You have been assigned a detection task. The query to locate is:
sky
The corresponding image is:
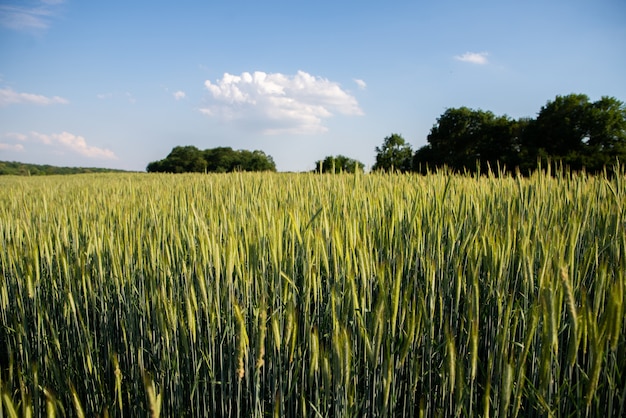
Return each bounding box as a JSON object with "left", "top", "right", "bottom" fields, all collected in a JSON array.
[{"left": 1, "top": 0, "right": 625, "bottom": 172}]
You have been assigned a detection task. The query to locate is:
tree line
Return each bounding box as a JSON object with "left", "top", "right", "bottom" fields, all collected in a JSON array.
[
  {"left": 382, "top": 93, "right": 626, "bottom": 175},
  {"left": 147, "top": 93, "right": 625, "bottom": 174},
  {"left": 0, "top": 161, "right": 126, "bottom": 176}
]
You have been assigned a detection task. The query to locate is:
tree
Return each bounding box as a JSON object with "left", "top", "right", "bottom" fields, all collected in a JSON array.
[
  {"left": 582, "top": 96, "right": 626, "bottom": 171},
  {"left": 372, "top": 134, "right": 413, "bottom": 172},
  {"left": 413, "top": 96, "right": 626, "bottom": 175},
  {"left": 521, "top": 94, "right": 626, "bottom": 172},
  {"left": 147, "top": 145, "right": 276, "bottom": 173},
  {"left": 521, "top": 94, "right": 591, "bottom": 170},
  {"left": 414, "top": 107, "right": 520, "bottom": 173},
  {"left": 203, "top": 147, "right": 237, "bottom": 172},
  {"left": 147, "top": 145, "right": 206, "bottom": 173},
  {"left": 239, "top": 150, "right": 277, "bottom": 172},
  {"left": 411, "top": 145, "right": 438, "bottom": 174},
  {"left": 313, "top": 155, "right": 364, "bottom": 173}
]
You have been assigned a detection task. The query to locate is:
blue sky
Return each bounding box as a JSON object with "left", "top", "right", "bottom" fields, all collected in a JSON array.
[{"left": 1, "top": 0, "right": 625, "bottom": 171}]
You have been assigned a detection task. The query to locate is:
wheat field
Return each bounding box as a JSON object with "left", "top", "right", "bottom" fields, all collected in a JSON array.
[{"left": 1, "top": 168, "right": 625, "bottom": 417}]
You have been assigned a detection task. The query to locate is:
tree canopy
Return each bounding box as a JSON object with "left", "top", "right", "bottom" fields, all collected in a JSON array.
[
  {"left": 314, "top": 155, "right": 364, "bottom": 173},
  {"left": 521, "top": 94, "right": 626, "bottom": 172},
  {"left": 412, "top": 94, "right": 626, "bottom": 174},
  {"left": 147, "top": 146, "right": 276, "bottom": 173},
  {"left": 413, "top": 108, "right": 523, "bottom": 173},
  {"left": 372, "top": 134, "right": 413, "bottom": 172}
]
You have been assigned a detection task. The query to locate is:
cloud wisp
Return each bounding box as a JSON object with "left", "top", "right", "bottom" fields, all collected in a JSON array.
[
  {"left": 454, "top": 51, "right": 489, "bottom": 65},
  {"left": 0, "top": 142, "right": 25, "bottom": 152},
  {"left": 0, "top": 0, "right": 65, "bottom": 32},
  {"left": 201, "top": 70, "right": 363, "bottom": 135},
  {"left": 173, "top": 90, "right": 186, "bottom": 100},
  {"left": 0, "top": 87, "right": 68, "bottom": 106},
  {"left": 354, "top": 79, "right": 367, "bottom": 90},
  {"left": 2, "top": 131, "right": 117, "bottom": 159}
]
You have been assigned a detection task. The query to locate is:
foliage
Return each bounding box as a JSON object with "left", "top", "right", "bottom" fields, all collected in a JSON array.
[
  {"left": 146, "top": 145, "right": 276, "bottom": 173},
  {"left": 1, "top": 169, "right": 625, "bottom": 417},
  {"left": 522, "top": 94, "right": 626, "bottom": 172},
  {"left": 413, "top": 94, "right": 626, "bottom": 174},
  {"left": 313, "top": 155, "right": 364, "bottom": 173},
  {"left": 413, "top": 108, "right": 523, "bottom": 173},
  {"left": 0, "top": 160, "right": 127, "bottom": 176},
  {"left": 372, "top": 133, "right": 413, "bottom": 172}
]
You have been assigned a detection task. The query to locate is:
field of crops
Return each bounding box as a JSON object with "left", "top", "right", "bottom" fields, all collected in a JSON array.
[{"left": 1, "top": 169, "right": 625, "bottom": 417}]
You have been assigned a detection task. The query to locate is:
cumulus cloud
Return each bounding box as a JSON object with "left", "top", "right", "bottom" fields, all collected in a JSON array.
[
  {"left": 0, "top": 1, "right": 65, "bottom": 32},
  {"left": 173, "top": 90, "right": 186, "bottom": 100},
  {"left": 455, "top": 51, "right": 489, "bottom": 65},
  {"left": 354, "top": 79, "right": 367, "bottom": 90},
  {"left": 0, "top": 87, "right": 68, "bottom": 106},
  {"left": 201, "top": 70, "right": 363, "bottom": 135},
  {"left": 2, "top": 131, "right": 117, "bottom": 159}
]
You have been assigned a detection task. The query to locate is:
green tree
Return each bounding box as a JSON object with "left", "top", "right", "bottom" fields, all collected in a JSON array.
[
  {"left": 583, "top": 96, "right": 626, "bottom": 171},
  {"left": 147, "top": 146, "right": 276, "bottom": 173},
  {"left": 237, "top": 150, "right": 277, "bottom": 172},
  {"left": 203, "top": 147, "right": 237, "bottom": 172},
  {"left": 521, "top": 94, "right": 591, "bottom": 170},
  {"left": 314, "top": 155, "right": 364, "bottom": 173},
  {"left": 147, "top": 145, "right": 206, "bottom": 173},
  {"left": 414, "top": 107, "right": 520, "bottom": 173},
  {"left": 412, "top": 145, "right": 438, "bottom": 174},
  {"left": 521, "top": 94, "right": 626, "bottom": 172},
  {"left": 372, "top": 134, "right": 413, "bottom": 172}
]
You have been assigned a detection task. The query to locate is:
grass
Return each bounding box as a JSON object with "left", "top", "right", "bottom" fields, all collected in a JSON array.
[{"left": 0, "top": 168, "right": 625, "bottom": 417}]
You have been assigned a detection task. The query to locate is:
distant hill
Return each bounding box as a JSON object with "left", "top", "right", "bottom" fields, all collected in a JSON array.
[{"left": 0, "top": 161, "right": 129, "bottom": 176}]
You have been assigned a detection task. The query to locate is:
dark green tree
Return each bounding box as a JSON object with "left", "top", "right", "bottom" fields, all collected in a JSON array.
[
  {"left": 314, "top": 155, "right": 364, "bottom": 173},
  {"left": 413, "top": 107, "right": 520, "bottom": 173},
  {"left": 203, "top": 147, "right": 237, "bottom": 172},
  {"left": 582, "top": 96, "right": 626, "bottom": 171},
  {"left": 147, "top": 145, "right": 276, "bottom": 173},
  {"left": 521, "top": 94, "right": 591, "bottom": 170},
  {"left": 372, "top": 134, "right": 413, "bottom": 172},
  {"left": 238, "top": 150, "right": 277, "bottom": 172},
  {"left": 521, "top": 94, "right": 626, "bottom": 172},
  {"left": 147, "top": 145, "right": 206, "bottom": 173}
]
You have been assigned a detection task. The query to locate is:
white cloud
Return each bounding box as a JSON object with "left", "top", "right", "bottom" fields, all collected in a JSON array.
[
  {"left": 201, "top": 70, "right": 363, "bottom": 135},
  {"left": 46, "top": 132, "right": 117, "bottom": 159},
  {"left": 0, "top": 1, "right": 64, "bottom": 32},
  {"left": 30, "top": 131, "right": 53, "bottom": 144},
  {"left": 0, "top": 87, "right": 68, "bottom": 106},
  {"left": 2, "top": 131, "right": 117, "bottom": 159},
  {"left": 354, "top": 79, "right": 367, "bottom": 90},
  {"left": 455, "top": 51, "right": 489, "bottom": 65},
  {"left": 173, "top": 90, "right": 186, "bottom": 100},
  {"left": 0, "top": 143, "right": 24, "bottom": 151}
]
